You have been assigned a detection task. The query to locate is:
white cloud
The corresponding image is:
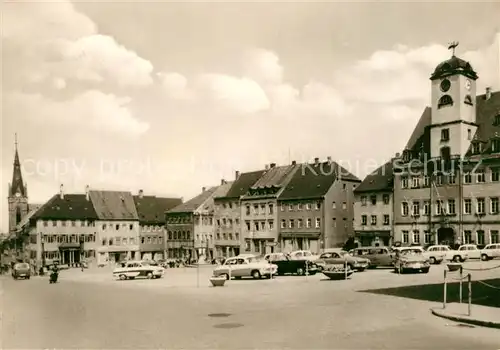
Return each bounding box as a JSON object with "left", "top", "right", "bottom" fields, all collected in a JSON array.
[
  {"left": 196, "top": 74, "right": 270, "bottom": 114},
  {"left": 243, "top": 48, "right": 284, "bottom": 84},
  {"left": 159, "top": 72, "right": 193, "bottom": 100},
  {"left": 2, "top": 0, "right": 154, "bottom": 88},
  {"left": 6, "top": 91, "right": 149, "bottom": 137}
]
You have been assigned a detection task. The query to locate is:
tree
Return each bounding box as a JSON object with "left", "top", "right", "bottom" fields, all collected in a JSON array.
[{"left": 342, "top": 237, "right": 357, "bottom": 251}]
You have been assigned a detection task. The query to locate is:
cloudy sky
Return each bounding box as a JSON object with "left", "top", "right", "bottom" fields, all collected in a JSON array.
[{"left": 1, "top": 0, "right": 500, "bottom": 232}]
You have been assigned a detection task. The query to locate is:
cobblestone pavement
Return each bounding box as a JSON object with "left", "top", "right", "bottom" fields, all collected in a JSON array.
[{"left": 3, "top": 260, "right": 500, "bottom": 349}]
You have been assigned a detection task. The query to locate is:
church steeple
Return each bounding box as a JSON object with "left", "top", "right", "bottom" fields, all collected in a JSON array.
[{"left": 10, "top": 133, "right": 26, "bottom": 197}]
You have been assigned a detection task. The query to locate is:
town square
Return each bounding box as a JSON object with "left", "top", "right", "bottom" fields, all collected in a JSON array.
[{"left": 2, "top": 1, "right": 500, "bottom": 349}]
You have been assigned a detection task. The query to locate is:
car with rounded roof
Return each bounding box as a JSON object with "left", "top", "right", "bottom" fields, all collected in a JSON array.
[
  {"left": 314, "top": 248, "right": 370, "bottom": 272},
  {"left": 213, "top": 256, "right": 277, "bottom": 280}
]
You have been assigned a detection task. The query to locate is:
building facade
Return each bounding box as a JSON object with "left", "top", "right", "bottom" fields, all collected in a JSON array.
[
  {"left": 393, "top": 52, "right": 500, "bottom": 247},
  {"left": 240, "top": 163, "right": 299, "bottom": 255},
  {"left": 213, "top": 170, "right": 265, "bottom": 258},
  {"left": 353, "top": 160, "right": 395, "bottom": 247},
  {"left": 278, "top": 158, "right": 361, "bottom": 253},
  {"left": 134, "top": 190, "right": 182, "bottom": 261}
]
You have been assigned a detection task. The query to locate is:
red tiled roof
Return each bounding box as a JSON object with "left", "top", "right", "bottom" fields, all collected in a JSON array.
[
  {"left": 134, "top": 196, "right": 182, "bottom": 224},
  {"left": 33, "top": 194, "right": 99, "bottom": 221},
  {"left": 219, "top": 170, "right": 266, "bottom": 199},
  {"left": 251, "top": 165, "right": 296, "bottom": 188},
  {"left": 354, "top": 161, "right": 394, "bottom": 193},
  {"left": 89, "top": 190, "right": 138, "bottom": 220},
  {"left": 167, "top": 187, "right": 218, "bottom": 214}
]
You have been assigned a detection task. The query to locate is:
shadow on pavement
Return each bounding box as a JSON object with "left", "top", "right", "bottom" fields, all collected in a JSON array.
[{"left": 359, "top": 278, "right": 500, "bottom": 308}]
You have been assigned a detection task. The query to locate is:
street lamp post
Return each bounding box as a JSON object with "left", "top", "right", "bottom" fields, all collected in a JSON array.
[{"left": 40, "top": 233, "right": 45, "bottom": 276}]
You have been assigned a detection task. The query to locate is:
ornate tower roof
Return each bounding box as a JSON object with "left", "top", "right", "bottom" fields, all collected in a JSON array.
[
  {"left": 430, "top": 41, "right": 478, "bottom": 80},
  {"left": 10, "top": 133, "right": 26, "bottom": 197}
]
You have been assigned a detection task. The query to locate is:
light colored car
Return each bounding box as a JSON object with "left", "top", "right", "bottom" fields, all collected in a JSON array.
[
  {"left": 458, "top": 244, "right": 480, "bottom": 260},
  {"left": 480, "top": 243, "right": 500, "bottom": 261},
  {"left": 423, "top": 245, "right": 462, "bottom": 264},
  {"left": 314, "top": 249, "right": 370, "bottom": 272},
  {"left": 213, "top": 256, "right": 277, "bottom": 280},
  {"left": 393, "top": 247, "right": 430, "bottom": 274},
  {"left": 12, "top": 262, "right": 31, "bottom": 279},
  {"left": 112, "top": 261, "right": 164, "bottom": 280},
  {"left": 289, "top": 250, "right": 319, "bottom": 261}
]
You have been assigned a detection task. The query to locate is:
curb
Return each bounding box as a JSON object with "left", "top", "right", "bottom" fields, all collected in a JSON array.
[{"left": 430, "top": 308, "right": 500, "bottom": 329}]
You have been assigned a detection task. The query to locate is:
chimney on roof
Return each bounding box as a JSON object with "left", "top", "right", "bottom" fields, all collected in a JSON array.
[
  {"left": 85, "top": 185, "right": 90, "bottom": 201},
  {"left": 395, "top": 152, "right": 401, "bottom": 158},
  {"left": 59, "top": 184, "right": 64, "bottom": 199},
  {"left": 486, "top": 87, "right": 492, "bottom": 100},
  {"left": 327, "top": 156, "right": 332, "bottom": 163},
  {"left": 221, "top": 179, "right": 226, "bottom": 185},
  {"left": 235, "top": 170, "right": 240, "bottom": 180},
  {"left": 291, "top": 160, "right": 297, "bottom": 165},
  {"left": 314, "top": 157, "right": 319, "bottom": 165},
  {"left": 265, "top": 164, "right": 269, "bottom": 170},
  {"left": 270, "top": 163, "right": 276, "bottom": 168},
  {"left": 202, "top": 187, "right": 206, "bottom": 192},
  {"left": 138, "top": 189, "right": 144, "bottom": 198}
]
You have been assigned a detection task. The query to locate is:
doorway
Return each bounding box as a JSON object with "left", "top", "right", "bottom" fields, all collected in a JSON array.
[{"left": 437, "top": 227, "right": 454, "bottom": 245}]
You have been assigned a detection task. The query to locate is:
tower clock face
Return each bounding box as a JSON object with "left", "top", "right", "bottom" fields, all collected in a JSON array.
[
  {"left": 15, "top": 192, "right": 21, "bottom": 198},
  {"left": 440, "top": 79, "right": 451, "bottom": 92},
  {"left": 465, "top": 79, "right": 471, "bottom": 90}
]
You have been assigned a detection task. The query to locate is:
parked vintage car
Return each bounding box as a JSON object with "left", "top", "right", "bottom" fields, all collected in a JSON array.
[
  {"left": 12, "top": 262, "right": 31, "bottom": 279},
  {"left": 352, "top": 246, "right": 394, "bottom": 268},
  {"left": 314, "top": 249, "right": 370, "bottom": 272},
  {"left": 265, "top": 253, "right": 318, "bottom": 276},
  {"left": 481, "top": 243, "right": 500, "bottom": 261},
  {"left": 288, "top": 250, "right": 319, "bottom": 261},
  {"left": 424, "top": 245, "right": 466, "bottom": 263},
  {"left": 213, "top": 256, "right": 277, "bottom": 280},
  {"left": 393, "top": 247, "right": 430, "bottom": 274},
  {"left": 112, "top": 261, "right": 164, "bottom": 280},
  {"left": 457, "top": 244, "right": 480, "bottom": 260}
]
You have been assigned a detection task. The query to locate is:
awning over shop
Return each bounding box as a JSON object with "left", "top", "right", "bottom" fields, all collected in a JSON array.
[
  {"left": 279, "top": 233, "right": 321, "bottom": 239},
  {"left": 59, "top": 243, "right": 81, "bottom": 249},
  {"left": 355, "top": 231, "right": 391, "bottom": 237}
]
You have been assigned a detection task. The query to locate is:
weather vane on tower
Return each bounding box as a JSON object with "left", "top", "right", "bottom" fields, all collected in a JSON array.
[
  {"left": 14, "top": 132, "right": 18, "bottom": 149},
  {"left": 448, "top": 41, "right": 459, "bottom": 56}
]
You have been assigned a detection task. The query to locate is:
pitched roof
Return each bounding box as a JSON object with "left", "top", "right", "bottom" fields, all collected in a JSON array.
[
  {"left": 133, "top": 196, "right": 182, "bottom": 224},
  {"left": 251, "top": 165, "right": 296, "bottom": 188},
  {"left": 167, "top": 187, "right": 219, "bottom": 214},
  {"left": 354, "top": 161, "right": 394, "bottom": 193},
  {"left": 10, "top": 147, "right": 26, "bottom": 197},
  {"left": 33, "top": 194, "right": 99, "bottom": 221},
  {"left": 279, "top": 161, "right": 361, "bottom": 200},
  {"left": 16, "top": 206, "right": 43, "bottom": 230},
  {"left": 89, "top": 190, "right": 138, "bottom": 220},
  {"left": 219, "top": 170, "right": 266, "bottom": 199},
  {"left": 405, "top": 107, "right": 431, "bottom": 150}
]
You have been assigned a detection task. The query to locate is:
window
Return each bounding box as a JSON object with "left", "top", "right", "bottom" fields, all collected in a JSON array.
[
  {"left": 297, "top": 219, "right": 303, "bottom": 228},
  {"left": 306, "top": 218, "right": 312, "bottom": 228},
  {"left": 402, "top": 230, "right": 409, "bottom": 244},
  {"left": 115, "top": 224, "right": 119, "bottom": 230},
  {"left": 260, "top": 204, "right": 266, "bottom": 214},
  {"left": 447, "top": 199, "right": 455, "bottom": 215},
  {"left": 315, "top": 202, "right": 321, "bottom": 210},
  {"left": 472, "top": 143, "right": 482, "bottom": 154},
  {"left": 492, "top": 168, "right": 500, "bottom": 182},
  {"left": 492, "top": 139, "right": 500, "bottom": 153},
  {"left": 342, "top": 202, "right": 347, "bottom": 209},
  {"left": 438, "top": 95, "right": 453, "bottom": 108},
  {"left": 424, "top": 230, "right": 432, "bottom": 244},
  {"left": 235, "top": 233, "right": 239, "bottom": 241},
  {"left": 289, "top": 219, "right": 295, "bottom": 229},
  {"left": 254, "top": 222, "right": 260, "bottom": 231},
  {"left": 464, "top": 198, "right": 472, "bottom": 214},
  {"left": 306, "top": 203, "right": 311, "bottom": 210},
  {"left": 476, "top": 170, "right": 485, "bottom": 183},
  {"left": 246, "top": 205, "right": 251, "bottom": 215},
  {"left": 436, "top": 174, "right": 443, "bottom": 186},
  {"left": 103, "top": 224, "right": 107, "bottom": 230},
  {"left": 477, "top": 230, "right": 485, "bottom": 245},
  {"left": 289, "top": 204, "right": 294, "bottom": 211},
  {"left": 464, "top": 95, "right": 473, "bottom": 105},
  {"left": 253, "top": 205, "right": 259, "bottom": 214},
  {"left": 331, "top": 201, "right": 337, "bottom": 209},
  {"left": 448, "top": 173, "right": 456, "bottom": 184},
  {"left": 315, "top": 218, "right": 321, "bottom": 228},
  {"left": 297, "top": 203, "right": 302, "bottom": 211},
  {"left": 412, "top": 230, "right": 420, "bottom": 244},
  {"left": 491, "top": 230, "right": 499, "bottom": 244},
  {"left": 412, "top": 201, "right": 420, "bottom": 216},
  {"left": 491, "top": 197, "right": 499, "bottom": 214},
  {"left": 401, "top": 202, "right": 409, "bottom": 216},
  {"left": 245, "top": 221, "right": 251, "bottom": 231},
  {"left": 383, "top": 194, "right": 390, "bottom": 205},
  {"left": 424, "top": 201, "right": 430, "bottom": 215},
  {"left": 168, "top": 232, "right": 172, "bottom": 240},
  {"left": 361, "top": 196, "right": 367, "bottom": 206},
  {"left": 436, "top": 200, "right": 444, "bottom": 215},
  {"left": 467, "top": 129, "right": 472, "bottom": 140},
  {"left": 464, "top": 173, "right": 472, "bottom": 184},
  {"left": 423, "top": 176, "right": 430, "bottom": 187},
  {"left": 411, "top": 176, "right": 420, "bottom": 188},
  {"left": 495, "top": 114, "right": 500, "bottom": 126},
  {"left": 370, "top": 195, "right": 377, "bottom": 205},
  {"left": 383, "top": 215, "right": 390, "bottom": 225},
  {"left": 463, "top": 230, "right": 472, "bottom": 244},
  {"left": 281, "top": 220, "right": 286, "bottom": 229},
  {"left": 371, "top": 215, "right": 377, "bottom": 225},
  {"left": 477, "top": 198, "right": 485, "bottom": 214},
  {"left": 401, "top": 176, "right": 408, "bottom": 188},
  {"left": 441, "top": 128, "right": 450, "bottom": 141},
  {"left": 361, "top": 215, "right": 367, "bottom": 225}
]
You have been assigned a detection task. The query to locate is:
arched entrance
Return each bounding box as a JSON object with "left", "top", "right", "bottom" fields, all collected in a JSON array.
[{"left": 437, "top": 227, "right": 455, "bottom": 245}]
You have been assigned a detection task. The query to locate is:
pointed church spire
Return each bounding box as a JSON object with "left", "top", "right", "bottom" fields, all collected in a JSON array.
[{"left": 11, "top": 133, "right": 26, "bottom": 197}]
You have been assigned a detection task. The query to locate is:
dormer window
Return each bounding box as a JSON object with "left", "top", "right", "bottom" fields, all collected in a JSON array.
[
  {"left": 438, "top": 95, "right": 453, "bottom": 109},
  {"left": 464, "top": 95, "right": 473, "bottom": 106},
  {"left": 441, "top": 129, "right": 450, "bottom": 141},
  {"left": 491, "top": 139, "right": 500, "bottom": 153},
  {"left": 472, "top": 142, "right": 482, "bottom": 154},
  {"left": 494, "top": 114, "right": 500, "bottom": 126}
]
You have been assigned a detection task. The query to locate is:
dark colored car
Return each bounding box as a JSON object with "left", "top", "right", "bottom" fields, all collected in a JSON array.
[
  {"left": 266, "top": 253, "right": 318, "bottom": 276},
  {"left": 12, "top": 262, "right": 31, "bottom": 279},
  {"left": 314, "top": 249, "right": 370, "bottom": 272},
  {"left": 352, "top": 247, "right": 395, "bottom": 268}
]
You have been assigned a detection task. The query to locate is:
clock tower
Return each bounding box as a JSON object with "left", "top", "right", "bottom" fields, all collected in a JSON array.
[
  {"left": 8, "top": 134, "right": 29, "bottom": 233},
  {"left": 429, "top": 42, "right": 478, "bottom": 159}
]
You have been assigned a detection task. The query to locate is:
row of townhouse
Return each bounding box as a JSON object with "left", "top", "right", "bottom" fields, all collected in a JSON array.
[
  {"left": 13, "top": 184, "right": 181, "bottom": 267},
  {"left": 353, "top": 51, "right": 500, "bottom": 248},
  {"left": 165, "top": 158, "right": 361, "bottom": 260}
]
